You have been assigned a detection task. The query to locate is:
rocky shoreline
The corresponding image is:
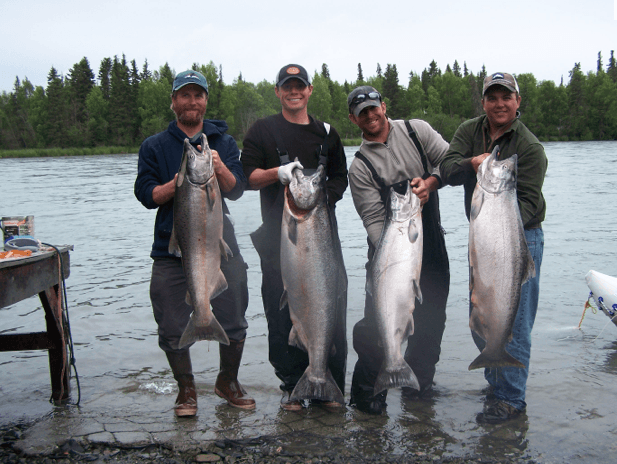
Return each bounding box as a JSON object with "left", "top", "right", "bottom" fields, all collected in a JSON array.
[{"left": 1, "top": 422, "right": 535, "bottom": 464}]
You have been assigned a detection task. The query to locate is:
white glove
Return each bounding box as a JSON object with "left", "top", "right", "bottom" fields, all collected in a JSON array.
[{"left": 278, "top": 160, "right": 304, "bottom": 185}]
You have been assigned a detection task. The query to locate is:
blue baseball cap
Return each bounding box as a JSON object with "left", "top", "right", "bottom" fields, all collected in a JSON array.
[{"left": 172, "top": 70, "right": 209, "bottom": 94}]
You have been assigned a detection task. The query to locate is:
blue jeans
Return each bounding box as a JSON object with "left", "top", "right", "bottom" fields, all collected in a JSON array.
[{"left": 471, "top": 227, "right": 544, "bottom": 411}]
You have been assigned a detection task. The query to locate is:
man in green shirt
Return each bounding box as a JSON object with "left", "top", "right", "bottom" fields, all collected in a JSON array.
[{"left": 440, "top": 72, "right": 548, "bottom": 423}]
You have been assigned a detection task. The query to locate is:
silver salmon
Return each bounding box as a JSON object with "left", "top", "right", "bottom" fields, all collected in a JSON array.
[
  {"left": 280, "top": 164, "right": 346, "bottom": 405},
  {"left": 169, "top": 136, "right": 231, "bottom": 349},
  {"left": 370, "top": 181, "right": 422, "bottom": 396},
  {"left": 468, "top": 146, "right": 534, "bottom": 370}
]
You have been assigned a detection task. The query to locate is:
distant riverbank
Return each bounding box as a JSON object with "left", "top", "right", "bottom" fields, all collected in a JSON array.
[{"left": 0, "top": 139, "right": 365, "bottom": 159}]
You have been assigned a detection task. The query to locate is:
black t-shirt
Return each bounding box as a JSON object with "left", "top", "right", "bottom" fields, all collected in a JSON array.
[{"left": 241, "top": 113, "right": 348, "bottom": 222}]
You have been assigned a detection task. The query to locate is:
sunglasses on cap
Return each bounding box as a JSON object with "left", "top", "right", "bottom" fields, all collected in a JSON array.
[{"left": 350, "top": 91, "right": 381, "bottom": 106}]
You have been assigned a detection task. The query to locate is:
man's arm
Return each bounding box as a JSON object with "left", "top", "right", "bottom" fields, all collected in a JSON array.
[
  {"left": 439, "top": 120, "right": 477, "bottom": 186},
  {"left": 152, "top": 176, "right": 177, "bottom": 205}
]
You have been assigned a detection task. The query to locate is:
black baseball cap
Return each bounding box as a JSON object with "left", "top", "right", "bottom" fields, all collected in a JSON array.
[{"left": 275, "top": 64, "right": 310, "bottom": 87}]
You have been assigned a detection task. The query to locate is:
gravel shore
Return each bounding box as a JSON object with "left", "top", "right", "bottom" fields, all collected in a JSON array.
[{"left": 2, "top": 422, "right": 535, "bottom": 464}]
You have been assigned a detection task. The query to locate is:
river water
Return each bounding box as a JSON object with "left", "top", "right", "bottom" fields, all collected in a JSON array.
[{"left": 1, "top": 141, "right": 616, "bottom": 462}]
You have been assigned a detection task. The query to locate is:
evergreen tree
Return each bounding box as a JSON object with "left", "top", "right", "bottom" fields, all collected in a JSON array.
[
  {"left": 376, "top": 63, "right": 382, "bottom": 78},
  {"left": 108, "top": 55, "right": 135, "bottom": 144},
  {"left": 453, "top": 60, "right": 462, "bottom": 78},
  {"left": 607, "top": 50, "right": 617, "bottom": 83},
  {"left": 597, "top": 51, "right": 603, "bottom": 73},
  {"left": 382, "top": 64, "right": 402, "bottom": 118},
  {"left": 98, "top": 57, "right": 112, "bottom": 100},
  {"left": 43, "top": 67, "right": 69, "bottom": 147},
  {"left": 566, "top": 63, "right": 588, "bottom": 139},
  {"left": 421, "top": 60, "right": 441, "bottom": 94},
  {"left": 478, "top": 65, "right": 487, "bottom": 82},
  {"left": 357, "top": 63, "right": 364, "bottom": 83},
  {"left": 66, "top": 57, "right": 95, "bottom": 145},
  {"left": 141, "top": 59, "right": 152, "bottom": 81}
]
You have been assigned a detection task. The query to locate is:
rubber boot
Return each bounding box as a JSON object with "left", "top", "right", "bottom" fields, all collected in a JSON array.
[
  {"left": 214, "top": 339, "right": 256, "bottom": 410},
  {"left": 166, "top": 351, "right": 197, "bottom": 417}
]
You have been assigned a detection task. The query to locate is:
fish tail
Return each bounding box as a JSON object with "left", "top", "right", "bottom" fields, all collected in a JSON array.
[
  {"left": 177, "top": 313, "right": 230, "bottom": 349},
  {"left": 468, "top": 349, "right": 525, "bottom": 370},
  {"left": 289, "top": 368, "right": 344, "bottom": 405},
  {"left": 373, "top": 359, "right": 420, "bottom": 396}
]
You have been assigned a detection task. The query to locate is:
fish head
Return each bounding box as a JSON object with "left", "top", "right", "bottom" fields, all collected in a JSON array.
[
  {"left": 477, "top": 149, "right": 517, "bottom": 194},
  {"left": 178, "top": 137, "right": 214, "bottom": 187},
  {"left": 388, "top": 181, "right": 421, "bottom": 222},
  {"left": 287, "top": 164, "right": 325, "bottom": 211}
]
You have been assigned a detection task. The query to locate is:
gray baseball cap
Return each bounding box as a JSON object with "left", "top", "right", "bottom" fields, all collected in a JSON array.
[{"left": 347, "top": 86, "right": 382, "bottom": 117}]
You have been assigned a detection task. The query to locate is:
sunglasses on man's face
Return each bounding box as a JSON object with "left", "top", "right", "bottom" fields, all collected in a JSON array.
[{"left": 350, "top": 92, "right": 381, "bottom": 106}]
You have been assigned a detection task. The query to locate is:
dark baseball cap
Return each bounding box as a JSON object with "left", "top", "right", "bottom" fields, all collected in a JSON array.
[
  {"left": 275, "top": 64, "right": 310, "bottom": 87},
  {"left": 347, "top": 86, "right": 382, "bottom": 117},
  {"left": 483, "top": 72, "right": 519, "bottom": 95},
  {"left": 172, "top": 70, "right": 209, "bottom": 94}
]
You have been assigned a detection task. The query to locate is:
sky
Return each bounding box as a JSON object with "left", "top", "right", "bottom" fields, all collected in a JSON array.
[{"left": 1, "top": 0, "right": 616, "bottom": 93}]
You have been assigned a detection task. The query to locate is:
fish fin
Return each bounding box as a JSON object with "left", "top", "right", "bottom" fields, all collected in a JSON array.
[
  {"left": 205, "top": 182, "right": 217, "bottom": 208},
  {"left": 468, "top": 349, "right": 525, "bottom": 370},
  {"left": 287, "top": 218, "right": 298, "bottom": 245},
  {"left": 168, "top": 227, "right": 182, "bottom": 257},
  {"left": 210, "top": 271, "right": 228, "bottom": 300},
  {"left": 220, "top": 239, "right": 233, "bottom": 261},
  {"left": 184, "top": 291, "right": 192, "bottom": 306},
  {"left": 522, "top": 253, "right": 536, "bottom": 285},
  {"left": 289, "top": 367, "right": 344, "bottom": 404},
  {"left": 413, "top": 279, "right": 423, "bottom": 305},
  {"left": 288, "top": 326, "right": 308, "bottom": 352},
  {"left": 374, "top": 358, "right": 420, "bottom": 396},
  {"left": 470, "top": 190, "right": 484, "bottom": 220},
  {"left": 177, "top": 312, "right": 230, "bottom": 349},
  {"left": 407, "top": 219, "right": 420, "bottom": 243},
  {"left": 279, "top": 290, "right": 288, "bottom": 310}
]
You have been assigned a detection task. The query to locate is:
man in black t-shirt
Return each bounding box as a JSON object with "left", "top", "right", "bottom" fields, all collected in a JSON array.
[{"left": 241, "top": 64, "right": 348, "bottom": 410}]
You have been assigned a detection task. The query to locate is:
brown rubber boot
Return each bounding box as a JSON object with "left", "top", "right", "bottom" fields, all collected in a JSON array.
[
  {"left": 214, "top": 339, "right": 256, "bottom": 410},
  {"left": 166, "top": 351, "right": 197, "bottom": 417}
]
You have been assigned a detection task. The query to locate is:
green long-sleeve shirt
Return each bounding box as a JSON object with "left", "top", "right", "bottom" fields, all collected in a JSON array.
[{"left": 440, "top": 114, "right": 547, "bottom": 229}]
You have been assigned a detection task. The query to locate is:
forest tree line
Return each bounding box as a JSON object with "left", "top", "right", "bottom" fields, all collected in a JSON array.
[{"left": 1, "top": 51, "right": 617, "bottom": 151}]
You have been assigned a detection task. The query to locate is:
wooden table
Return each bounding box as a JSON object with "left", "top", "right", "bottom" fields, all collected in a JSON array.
[{"left": 0, "top": 246, "right": 73, "bottom": 403}]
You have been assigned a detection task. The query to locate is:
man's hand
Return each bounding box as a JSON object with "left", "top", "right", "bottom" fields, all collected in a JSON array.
[
  {"left": 278, "top": 160, "right": 304, "bottom": 185},
  {"left": 410, "top": 177, "right": 431, "bottom": 205},
  {"left": 471, "top": 152, "right": 492, "bottom": 173}
]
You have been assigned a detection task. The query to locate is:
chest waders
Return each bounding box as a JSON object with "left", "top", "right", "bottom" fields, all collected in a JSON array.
[
  {"left": 249, "top": 122, "right": 331, "bottom": 270},
  {"left": 354, "top": 121, "right": 449, "bottom": 272}
]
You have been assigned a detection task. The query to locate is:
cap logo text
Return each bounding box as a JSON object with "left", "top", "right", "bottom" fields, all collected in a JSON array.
[{"left": 286, "top": 67, "right": 300, "bottom": 75}]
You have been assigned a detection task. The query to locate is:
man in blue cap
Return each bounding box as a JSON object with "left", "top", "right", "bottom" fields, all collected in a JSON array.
[{"left": 135, "top": 70, "right": 255, "bottom": 416}]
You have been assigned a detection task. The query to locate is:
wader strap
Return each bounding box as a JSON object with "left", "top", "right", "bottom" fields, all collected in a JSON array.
[
  {"left": 318, "top": 122, "right": 330, "bottom": 166},
  {"left": 404, "top": 120, "right": 430, "bottom": 179},
  {"left": 271, "top": 124, "right": 291, "bottom": 165},
  {"left": 354, "top": 151, "right": 389, "bottom": 204}
]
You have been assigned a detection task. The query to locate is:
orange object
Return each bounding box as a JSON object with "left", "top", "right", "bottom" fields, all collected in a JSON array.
[{"left": 0, "top": 249, "right": 33, "bottom": 259}]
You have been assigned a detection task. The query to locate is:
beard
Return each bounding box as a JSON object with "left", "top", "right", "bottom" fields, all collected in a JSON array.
[
  {"left": 176, "top": 109, "right": 204, "bottom": 127},
  {"left": 171, "top": 101, "right": 206, "bottom": 127}
]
